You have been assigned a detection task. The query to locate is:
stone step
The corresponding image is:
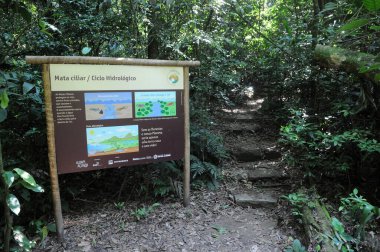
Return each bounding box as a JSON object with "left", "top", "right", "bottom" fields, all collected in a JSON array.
[
  {"left": 221, "top": 113, "right": 256, "bottom": 122},
  {"left": 254, "top": 182, "right": 291, "bottom": 188},
  {"left": 248, "top": 168, "right": 284, "bottom": 180},
  {"left": 232, "top": 147, "right": 281, "bottom": 162},
  {"left": 238, "top": 162, "right": 287, "bottom": 180},
  {"left": 234, "top": 161, "right": 288, "bottom": 182},
  {"left": 233, "top": 191, "right": 278, "bottom": 208},
  {"left": 222, "top": 122, "right": 262, "bottom": 134}
]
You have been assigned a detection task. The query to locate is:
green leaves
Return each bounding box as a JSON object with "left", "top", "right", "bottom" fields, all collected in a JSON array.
[
  {"left": 7, "top": 194, "right": 21, "bottom": 215},
  {"left": 0, "top": 108, "right": 7, "bottom": 122},
  {"left": 2, "top": 168, "right": 44, "bottom": 191},
  {"left": 14, "top": 168, "right": 37, "bottom": 187},
  {"left": 359, "top": 63, "right": 380, "bottom": 73},
  {"left": 23, "top": 82, "right": 35, "bottom": 94},
  {"left": 321, "top": 2, "right": 337, "bottom": 12},
  {"left": 20, "top": 180, "right": 44, "bottom": 192},
  {"left": 0, "top": 89, "right": 9, "bottom": 109},
  {"left": 340, "top": 188, "right": 380, "bottom": 240},
  {"left": 81, "top": 47, "right": 92, "bottom": 55},
  {"left": 285, "top": 239, "right": 307, "bottom": 252},
  {"left": 331, "top": 217, "right": 345, "bottom": 233},
  {"left": 2, "top": 171, "right": 15, "bottom": 188},
  {"left": 14, "top": 168, "right": 45, "bottom": 192},
  {"left": 338, "top": 19, "right": 370, "bottom": 32},
  {"left": 13, "top": 229, "right": 36, "bottom": 251},
  {"left": 363, "top": 0, "right": 380, "bottom": 11},
  {"left": 38, "top": 20, "right": 61, "bottom": 36},
  {"left": 370, "top": 25, "right": 380, "bottom": 31},
  {"left": 353, "top": 188, "right": 358, "bottom": 195},
  {"left": 2, "top": 168, "right": 44, "bottom": 215}
]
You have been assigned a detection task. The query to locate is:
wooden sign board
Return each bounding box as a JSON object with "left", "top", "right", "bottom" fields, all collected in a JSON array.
[
  {"left": 50, "top": 64, "right": 187, "bottom": 174},
  {"left": 26, "top": 56, "right": 200, "bottom": 240}
]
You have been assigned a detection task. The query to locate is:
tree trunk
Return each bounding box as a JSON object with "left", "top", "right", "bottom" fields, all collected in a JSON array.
[
  {"left": 300, "top": 189, "right": 339, "bottom": 252},
  {"left": 314, "top": 44, "right": 380, "bottom": 84},
  {"left": 147, "top": 0, "right": 159, "bottom": 59},
  {"left": 0, "top": 140, "right": 13, "bottom": 252}
]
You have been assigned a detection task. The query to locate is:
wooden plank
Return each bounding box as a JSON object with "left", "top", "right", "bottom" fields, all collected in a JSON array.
[
  {"left": 26, "top": 56, "right": 200, "bottom": 67},
  {"left": 42, "top": 64, "right": 64, "bottom": 241},
  {"left": 183, "top": 67, "right": 191, "bottom": 207}
]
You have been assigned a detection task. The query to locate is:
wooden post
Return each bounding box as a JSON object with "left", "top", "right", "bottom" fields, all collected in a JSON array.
[
  {"left": 42, "top": 64, "right": 64, "bottom": 241},
  {"left": 183, "top": 67, "right": 190, "bottom": 206}
]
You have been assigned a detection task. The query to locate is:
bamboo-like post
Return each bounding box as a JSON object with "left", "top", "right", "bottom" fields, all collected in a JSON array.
[
  {"left": 183, "top": 67, "right": 191, "bottom": 206},
  {"left": 42, "top": 64, "right": 64, "bottom": 241},
  {"left": 26, "top": 56, "right": 200, "bottom": 67}
]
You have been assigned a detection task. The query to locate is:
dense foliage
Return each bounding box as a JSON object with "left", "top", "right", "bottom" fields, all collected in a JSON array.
[{"left": 0, "top": 0, "right": 379, "bottom": 250}]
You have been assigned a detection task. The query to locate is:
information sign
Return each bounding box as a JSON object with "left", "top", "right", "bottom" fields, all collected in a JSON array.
[
  {"left": 50, "top": 64, "right": 185, "bottom": 174},
  {"left": 26, "top": 56, "right": 200, "bottom": 241}
]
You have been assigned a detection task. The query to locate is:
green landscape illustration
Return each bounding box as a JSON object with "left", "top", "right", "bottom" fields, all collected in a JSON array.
[
  {"left": 86, "top": 125, "right": 139, "bottom": 157},
  {"left": 134, "top": 91, "right": 176, "bottom": 118}
]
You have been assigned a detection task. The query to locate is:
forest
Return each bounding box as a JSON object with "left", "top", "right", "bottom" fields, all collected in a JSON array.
[{"left": 0, "top": 0, "right": 379, "bottom": 251}]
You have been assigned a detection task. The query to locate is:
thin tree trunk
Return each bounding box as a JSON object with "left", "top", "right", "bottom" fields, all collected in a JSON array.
[
  {"left": 311, "top": 0, "right": 320, "bottom": 49},
  {"left": 0, "top": 140, "right": 13, "bottom": 252},
  {"left": 147, "top": 0, "right": 159, "bottom": 59}
]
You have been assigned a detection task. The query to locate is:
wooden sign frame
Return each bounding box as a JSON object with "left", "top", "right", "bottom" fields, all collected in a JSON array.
[{"left": 26, "top": 56, "right": 200, "bottom": 240}]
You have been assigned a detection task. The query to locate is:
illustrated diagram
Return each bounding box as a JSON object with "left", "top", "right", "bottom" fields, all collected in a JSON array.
[
  {"left": 86, "top": 125, "right": 139, "bottom": 157},
  {"left": 134, "top": 91, "right": 176, "bottom": 118},
  {"left": 85, "top": 92, "right": 132, "bottom": 120}
]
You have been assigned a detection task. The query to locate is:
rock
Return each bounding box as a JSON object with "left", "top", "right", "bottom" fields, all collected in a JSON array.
[
  {"left": 224, "top": 123, "right": 262, "bottom": 133},
  {"left": 223, "top": 113, "right": 256, "bottom": 122},
  {"left": 232, "top": 147, "right": 281, "bottom": 162},
  {"left": 233, "top": 192, "right": 277, "bottom": 208},
  {"left": 247, "top": 168, "right": 284, "bottom": 181},
  {"left": 233, "top": 147, "right": 263, "bottom": 162},
  {"left": 238, "top": 161, "right": 280, "bottom": 170},
  {"left": 263, "top": 149, "right": 281, "bottom": 160},
  {"left": 362, "top": 232, "right": 380, "bottom": 251},
  {"left": 235, "top": 162, "right": 287, "bottom": 181}
]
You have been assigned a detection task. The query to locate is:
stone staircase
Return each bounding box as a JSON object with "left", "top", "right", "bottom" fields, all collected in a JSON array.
[{"left": 220, "top": 108, "right": 289, "bottom": 209}]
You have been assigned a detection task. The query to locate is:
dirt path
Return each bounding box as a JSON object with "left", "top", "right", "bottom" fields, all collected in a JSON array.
[{"left": 35, "top": 97, "right": 294, "bottom": 252}]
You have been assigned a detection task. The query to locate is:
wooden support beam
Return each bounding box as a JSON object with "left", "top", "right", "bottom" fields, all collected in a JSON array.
[
  {"left": 26, "top": 56, "right": 200, "bottom": 67},
  {"left": 183, "top": 67, "right": 191, "bottom": 207},
  {"left": 42, "top": 64, "right": 64, "bottom": 241}
]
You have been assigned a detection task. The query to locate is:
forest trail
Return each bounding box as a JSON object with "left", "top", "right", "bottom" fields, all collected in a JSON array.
[{"left": 36, "top": 96, "right": 294, "bottom": 252}]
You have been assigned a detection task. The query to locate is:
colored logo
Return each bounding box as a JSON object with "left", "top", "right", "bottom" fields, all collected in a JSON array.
[{"left": 168, "top": 71, "right": 179, "bottom": 84}]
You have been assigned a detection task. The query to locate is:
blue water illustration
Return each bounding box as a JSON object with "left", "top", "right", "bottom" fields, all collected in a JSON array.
[
  {"left": 102, "top": 104, "right": 117, "bottom": 119},
  {"left": 85, "top": 92, "right": 132, "bottom": 104},
  {"left": 87, "top": 143, "right": 113, "bottom": 155},
  {"left": 85, "top": 92, "right": 132, "bottom": 120},
  {"left": 148, "top": 102, "right": 163, "bottom": 117}
]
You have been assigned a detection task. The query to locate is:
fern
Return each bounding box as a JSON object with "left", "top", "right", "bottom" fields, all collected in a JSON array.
[
  {"left": 204, "top": 162, "right": 220, "bottom": 180},
  {"left": 191, "top": 125, "right": 229, "bottom": 162},
  {"left": 190, "top": 155, "right": 207, "bottom": 178},
  {"left": 363, "top": 0, "right": 380, "bottom": 11}
]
